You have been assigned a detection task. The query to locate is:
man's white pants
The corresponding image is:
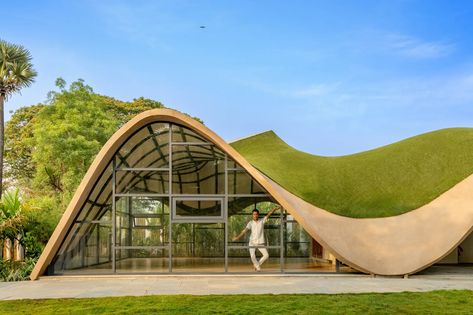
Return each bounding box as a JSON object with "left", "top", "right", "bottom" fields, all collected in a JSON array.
[{"left": 249, "top": 243, "right": 269, "bottom": 268}]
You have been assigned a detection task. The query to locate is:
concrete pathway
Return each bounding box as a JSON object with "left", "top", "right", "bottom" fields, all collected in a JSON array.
[{"left": 1, "top": 269, "right": 473, "bottom": 300}]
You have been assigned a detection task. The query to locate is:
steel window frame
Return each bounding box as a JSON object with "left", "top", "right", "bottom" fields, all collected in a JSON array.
[{"left": 108, "top": 122, "right": 295, "bottom": 274}]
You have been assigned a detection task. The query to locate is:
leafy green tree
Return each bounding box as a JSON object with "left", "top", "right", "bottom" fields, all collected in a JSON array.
[
  {"left": 32, "top": 79, "right": 118, "bottom": 196},
  {"left": 4, "top": 104, "right": 44, "bottom": 189},
  {"left": 0, "top": 40, "right": 37, "bottom": 198}
]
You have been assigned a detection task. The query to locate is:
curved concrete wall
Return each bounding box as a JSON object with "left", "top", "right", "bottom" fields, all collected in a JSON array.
[
  {"left": 263, "top": 174, "right": 473, "bottom": 275},
  {"left": 30, "top": 108, "right": 473, "bottom": 279}
]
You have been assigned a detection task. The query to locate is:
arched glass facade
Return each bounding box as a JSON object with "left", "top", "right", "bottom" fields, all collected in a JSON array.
[{"left": 48, "top": 123, "right": 353, "bottom": 274}]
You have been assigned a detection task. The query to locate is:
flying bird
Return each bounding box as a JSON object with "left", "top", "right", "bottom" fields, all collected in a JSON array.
[{"left": 200, "top": 26, "right": 206, "bottom": 29}]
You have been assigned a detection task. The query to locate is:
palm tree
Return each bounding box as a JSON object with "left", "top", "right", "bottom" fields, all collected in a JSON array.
[{"left": 0, "top": 40, "right": 37, "bottom": 198}]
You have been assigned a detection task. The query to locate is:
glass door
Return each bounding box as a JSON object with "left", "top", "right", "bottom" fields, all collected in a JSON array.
[{"left": 171, "top": 197, "right": 226, "bottom": 272}]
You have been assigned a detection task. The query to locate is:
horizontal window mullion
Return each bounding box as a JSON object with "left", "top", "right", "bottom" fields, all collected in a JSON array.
[
  {"left": 172, "top": 218, "right": 224, "bottom": 223},
  {"left": 75, "top": 220, "right": 112, "bottom": 225},
  {"left": 171, "top": 142, "right": 211, "bottom": 146},
  {"left": 116, "top": 167, "right": 170, "bottom": 172},
  {"left": 227, "top": 245, "right": 282, "bottom": 249},
  {"left": 132, "top": 226, "right": 165, "bottom": 229},
  {"left": 227, "top": 194, "right": 270, "bottom": 198},
  {"left": 171, "top": 194, "right": 225, "bottom": 201},
  {"left": 226, "top": 168, "right": 244, "bottom": 171},
  {"left": 115, "top": 246, "right": 169, "bottom": 250},
  {"left": 114, "top": 193, "right": 169, "bottom": 197},
  {"left": 131, "top": 214, "right": 167, "bottom": 218}
]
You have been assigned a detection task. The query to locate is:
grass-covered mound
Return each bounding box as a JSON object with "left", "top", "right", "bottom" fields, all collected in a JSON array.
[{"left": 231, "top": 128, "right": 473, "bottom": 218}]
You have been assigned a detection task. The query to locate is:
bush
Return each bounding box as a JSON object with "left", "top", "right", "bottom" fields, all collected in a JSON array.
[
  {"left": 23, "top": 232, "right": 45, "bottom": 259},
  {"left": 0, "top": 257, "right": 37, "bottom": 281},
  {"left": 23, "top": 195, "right": 62, "bottom": 246}
]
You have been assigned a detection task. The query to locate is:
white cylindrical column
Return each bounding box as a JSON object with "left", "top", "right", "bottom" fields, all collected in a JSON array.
[
  {"left": 3, "top": 238, "right": 13, "bottom": 261},
  {"left": 14, "top": 236, "right": 25, "bottom": 261}
]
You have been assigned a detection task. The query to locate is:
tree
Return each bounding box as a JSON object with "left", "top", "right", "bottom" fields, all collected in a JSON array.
[
  {"left": 32, "top": 79, "right": 118, "bottom": 197},
  {"left": 4, "top": 104, "right": 44, "bottom": 190},
  {"left": 0, "top": 40, "right": 37, "bottom": 198}
]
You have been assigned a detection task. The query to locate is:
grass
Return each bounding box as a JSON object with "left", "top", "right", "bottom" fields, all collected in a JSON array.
[
  {"left": 0, "top": 290, "right": 472, "bottom": 314},
  {"left": 231, "top": 128, "right": 473, "bottom": 218}
]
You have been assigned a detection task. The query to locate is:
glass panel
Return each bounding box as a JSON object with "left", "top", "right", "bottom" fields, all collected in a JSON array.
[
  {"left": 228, "top": 197, "right": 281, "bottom": 247},
  {"left": 227, "top": 248, "right": 281, "bottom": 273},
  {"left": 76, "top": 204, "right": 111, "bottom": 223},
  {"left": 117, "top": 123, "right": 170, "bottom": 169},
  {"left": 227, "top": 197, "right": 282, "bottom": 273},
  {"left": 115, "top": 248, "right": 169, "bottom": 273},
  {"left": 172, "top": 223, "right": 225, "bottom": 272},
  {"left": 88, "top": 161, "right": 113, "bottom": 203},
  {"left": 282, "top": 216, "right": 320, "bottom": 272},
  {"left": 174, "top": 199, "right": 222, "bottom": 218},
  {"left": 282, "top": 217, "right": 356, "bottom": 273},
  {"left": 171, "top": 124, "right": 208, "bottom": 143},
  {"left": 172, "top": 144, "right": 225, "bottom": 195},
  {"left": 52, "top": 223, "right": 112, "bottom": 274},
  {"left": 74, "top": 160, "right": 113, "bottom": 223},
  {"left": 283, "top": 254, "right": 339, "bottom": 273},
  {"left": 226, "top": 159, "right": 243, "bottom": 170},
  {"left": 133, "top": 217, "right": 162, "bottom": 227},
  {"left": 115, "top": 197, "right": 170, "bottom": 247},
  {"left": 228, "top": 170, "right": 266, "bottom": 195},
  {"left": 116, "top": 170, "right": 169, "bottom": 194},
  {"left": 285, "top": 217, "right": 311, "bottom": 257}
]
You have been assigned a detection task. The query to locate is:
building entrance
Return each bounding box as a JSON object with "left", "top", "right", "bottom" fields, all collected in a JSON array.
[{"left": 171, "top": 197, "right": 225, "bottom": 272}]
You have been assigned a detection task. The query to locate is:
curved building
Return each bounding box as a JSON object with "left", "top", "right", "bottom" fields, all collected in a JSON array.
[{"left": 31, "top": 109, "right": 473, "bottom": 279}]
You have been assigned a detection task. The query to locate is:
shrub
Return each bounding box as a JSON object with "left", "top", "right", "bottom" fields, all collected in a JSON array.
[{"left": 0, "top": 257, "right": 37, "bottom": 281}]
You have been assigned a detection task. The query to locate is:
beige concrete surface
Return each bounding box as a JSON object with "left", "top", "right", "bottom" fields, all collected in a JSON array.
[
  {"left": 2, "top": 266, "right": 473, "bottom": 300},
  {"left": 265, "top": 175, "right": 473, "bottom": 276}
]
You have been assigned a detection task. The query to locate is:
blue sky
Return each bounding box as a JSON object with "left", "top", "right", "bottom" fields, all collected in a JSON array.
[{"left": 2, "top": 0, "right": 473, "bottom": 155}]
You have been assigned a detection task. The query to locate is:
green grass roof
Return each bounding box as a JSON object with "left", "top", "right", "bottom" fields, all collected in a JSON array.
[{"left": 230, "top": 128, "right": 473, "bottom": 218}]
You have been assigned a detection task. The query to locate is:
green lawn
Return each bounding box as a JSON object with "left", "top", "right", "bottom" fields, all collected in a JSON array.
[
  {"left": 0, "top": 290, "right": 472, "bottom": 314},
  {"left": 231, "top": 128, "right": 473, "bottom": 218}
]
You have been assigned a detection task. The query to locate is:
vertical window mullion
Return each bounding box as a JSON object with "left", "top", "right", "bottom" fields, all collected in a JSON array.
[{"left": 112, "top": 159, "right": 117, "bottom": 273}]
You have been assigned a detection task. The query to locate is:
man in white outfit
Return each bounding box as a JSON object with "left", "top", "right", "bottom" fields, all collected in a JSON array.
[{"left": 232, "top": 206, "right": 280, "bottom": 271}]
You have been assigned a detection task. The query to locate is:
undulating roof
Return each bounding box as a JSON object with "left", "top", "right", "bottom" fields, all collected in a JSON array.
[
  {"left": 31, "top": 109, "right": 473, "bottom": 278},
  {"left": 231, "top": 128, "right": 473, "bottom": 218}
]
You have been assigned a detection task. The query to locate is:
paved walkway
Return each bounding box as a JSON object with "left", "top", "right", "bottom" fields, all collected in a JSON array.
[{"left": 1, "top": 267, "right": 473, "bottom": 300}]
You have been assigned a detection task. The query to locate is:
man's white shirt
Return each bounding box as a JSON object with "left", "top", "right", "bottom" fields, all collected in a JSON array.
[{"left": 246, "top": 217, "right": 267, "bottom": 244}]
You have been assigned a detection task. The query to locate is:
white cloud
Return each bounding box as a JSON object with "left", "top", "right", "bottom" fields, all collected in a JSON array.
[
  {"left": 384, "top": 33, "right": 454, "bottom": 59},
  {"left": 346, "top": 30, "right": 455, "bottom": 59}
]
